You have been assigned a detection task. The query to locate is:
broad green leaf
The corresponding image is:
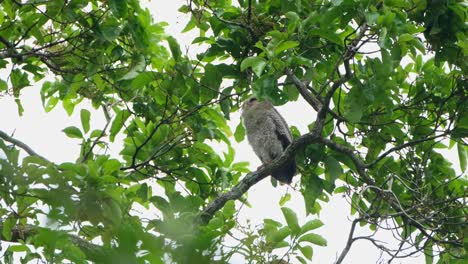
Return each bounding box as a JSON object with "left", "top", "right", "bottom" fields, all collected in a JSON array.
[
  {"left": 298, "top": 233, "right": 327, "bottom": 246},
  {"left": 223, "top": 200, "right": 236, "bottom": 218},
  {"left": 110, "top": 110, "right": 131, "bottom": 142},
  {"left": 343, "top": 85, "right": 365, "bottom": 123},
  {"left": 0, "top": 79, "right": 7, "bottom": 91},
  {"left": 267, "top": 226, "right": 291, "bottom": 243},
  {"left": 272, "top": 241, "right": 290, "bottom": 249},
  {"left": 285, "top": 12, "right": 300, "bottom": 33},
  {"left": 302, "top": 175, "right": 324, "bottom": 215},
  {"left": 208, "top": 217, "right": 223, "bottom": 230},
  {"left": 398, "top": 33, "right": 414, "bottom": 42},
  {"left": 167, "top": 36, "right": 181, "bottom": 61},
  {"left": 281, "top": 207, "right": 300, "bottom": 234},
  {"left": 1, "top": 216, "right": 16, "bottom": 241},
  {"left": 62, "top": 126, "right": 83, "bottom": 139},
  {"left": 300, "top": 219, "right": 324, "bottom": 235},
  {"left": 275, "top": 40, "right": 300, "bottom": 55},
  {"left": 108, "top": 0, "right": 128, "bottom": 18},
  {"left": 457, "top": 143, "right": 467, "bottom": 172},
  {"left": 90, "top": 129, "right": 104, "bottom": 138},
  {"left": 100, "top": 22, "right": 122, "bottom": 42},
  {"left": 80, "top": 109, "right": 91, "bottom": 133},
  {"left": 7, "top": 244, "right": 29, "bottom": 252},
  {"left": 44, "top": 97, "right": 59, "bottom": 112},
  {"left": 234, "top": 122, "right": 245, "bottom": 142},
  {"left": 324, "top": 156, "right": 342, "bottom": 184},
  {"left": 102, "top": 199, "right": 122, "bottom": 226},
  {"left": 299, "top": 245, "right": 313, "bottom": 260},
  {"left": 240, "top": 56, "right": 267, "bottom": 77},
  {"left": 200, "top": 64, "right": 222, "bottom": 101},
  {"left": 103, "top": 159, "right": 121, "bottom": 175},
  {"left": 309, "top": 29, "right": 343, "bottom": 46},
  {"left": 296, "top": 256, "right": 307, "bottom": 264}
]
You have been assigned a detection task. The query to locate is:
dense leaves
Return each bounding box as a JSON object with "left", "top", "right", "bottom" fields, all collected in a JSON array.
[{"left": 0, "top": 0, "right": 466, "bottom": 263}]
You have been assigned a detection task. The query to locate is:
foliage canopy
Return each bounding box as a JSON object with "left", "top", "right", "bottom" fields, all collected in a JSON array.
[{"left": 0, "top": 0, "right": 466, "bottom": 263}]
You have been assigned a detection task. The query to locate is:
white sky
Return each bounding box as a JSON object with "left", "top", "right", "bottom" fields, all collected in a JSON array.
[{"left": 0, "top": 0, "right": 462, "bottom": 263}]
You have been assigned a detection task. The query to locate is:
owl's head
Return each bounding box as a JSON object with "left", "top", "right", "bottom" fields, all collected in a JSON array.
[
  {"left": 241, "top": 96, "right": 273, "bottom": 114},
  {"left": 241, "top": 97, "right": 258, "bottom": 111}
]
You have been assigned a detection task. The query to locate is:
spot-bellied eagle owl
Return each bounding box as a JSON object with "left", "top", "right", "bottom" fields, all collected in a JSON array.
[{"left": 241, "top": 97, "right": 296, "bottom": 184}]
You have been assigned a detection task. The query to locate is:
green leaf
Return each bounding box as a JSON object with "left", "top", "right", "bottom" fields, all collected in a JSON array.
[
  {"left": 424, "top": 240, "right": 433, "bottom": 264},
  {"left": 167, "top": 36, "right": 181, "bottom": 61},
  {"left": 234, "top": 122, "right": 245, "bottom": 142},
  {"left": 302, "top": 175, "right": 324, "bottom": 215},
  {"left": 223, "top": 200, "right": 236, "bottom": 218},
  {"left": 299, "top": 245, "right": 313, "bottom": 260},
  {"left": 398, "top": 33, "right": 414, "bottom": 42},
  {"left": 296, "top": 256, "right": 307, "bottom": 264},
  {"left": 103, "top": 159, "right": 121, "bottom": 175},
  {"left": 0, "top": 79, "right": 7, "bottom": 91},
  {"left": 80, "top": 109, "right": 91, "bottom": 133},
  {"left": 279, "top": 193, "right": 291, "bottom": 206},
  {"left": 308, "top": 29, "right": 342, "bottom": 46},
  {"left": 267, "top": 226, "right": 291, "bottom": 243},
  {"left": 240, "top": 56, "right": 267, "bottom": 77},
  {"left": 272, "top": 241, "right": 289, "bottom": 249},
  {"left": 281, "top": 207, "right": 300, "bottom": 234},
  {"left": 108, "top": 0, "right": 128, "bottom": 19},
  {"left": 343, "top": 85, "right": 365, "bottom": 123},
  {"left": 300, "top": 219, "right": 324, "bottom": 235},
  {"left": 62, "top": 126, "right": 83, "bottom": 139},
  {"left": 110, "top": 110, "right": 131, "bottom": 142},
  {"left": 1, "top": 216, "right": 16, "bottom": 241},
  {"left": 457, "top": 143, "right": 467, "bottom": 172},
  {"left": 8, "top": 244, "right": 29, "bottom": 252},
  {"left": 275, "top": 40, "right": 300, "bottom": 55},
  {"left": 90, "top": 129, "right": 104, "bottom": 138},
  {"left": 285, "top": 12, "right": 300, "bottom": 33},
  {"left": 298, "top": 233, "right": 327, "bottom": 246},
  {"left": 200, "top": 64, "right": 222, "bottom": 101},
  {"left": 45, "top": 97, "right": 59, "bottom": 112},
  {"left": 100, "top": 21, "right": 122, "bottom": 42},
  {"left": 102, "top": 199, "right": 122, "bottom": 226},
  {"left": 10, "top": 69, "right": 29, "bottom": 96},
  {"left": 324, "top": 156, "right": 342, "bottom": 184}
]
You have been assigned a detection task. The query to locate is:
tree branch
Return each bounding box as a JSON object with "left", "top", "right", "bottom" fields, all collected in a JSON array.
[
  {"left": 335, "top": 218, "right": 362, "bottom": 264},
  {"left": 0, "top": 130, "right": 51, "bottom": 163},
  {"left": 0, "top": 222, "right": 109, "bottom": 261},
  {"left": 364, "top": 132, "right": 450, "bottom": 168},
  {"left": 198, "top": 130, "right": 321, "bottom": 224}
]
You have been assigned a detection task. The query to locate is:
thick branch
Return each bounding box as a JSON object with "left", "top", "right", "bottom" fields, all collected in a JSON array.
[
  {"left": 0, "top": 222, "right": 109, "bottom": 261},
  {"left": 0, "top": 130, "right": 51, "bottom": 163},
  {"left": 284, "top": 68, "right": 322, "bottom": 112},
  {"left": 198, "top": 131, "right": 321, "bottom": 224}
]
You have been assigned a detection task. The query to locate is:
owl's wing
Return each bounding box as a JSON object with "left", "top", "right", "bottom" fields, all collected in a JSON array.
[{"left": 270, "top": 108, "right": 293, "bottom": 150}]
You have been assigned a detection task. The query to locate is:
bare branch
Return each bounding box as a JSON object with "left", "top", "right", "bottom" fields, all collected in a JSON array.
[
  {"left": 0, "top": 129, "right": 51, "bottom": 163},
  {"left": 335, "top": 218, "right": 362, "bottom": 264},
  {"left": 365, "top": 132, "right": 450, "bottom": 168}
]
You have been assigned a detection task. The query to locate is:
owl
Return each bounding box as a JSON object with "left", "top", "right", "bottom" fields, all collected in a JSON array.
[{"left": 241, "top": 97, "right": 296, "bottom": 184}]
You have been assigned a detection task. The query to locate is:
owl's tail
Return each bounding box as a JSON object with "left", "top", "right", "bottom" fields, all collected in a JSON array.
[{"left": 272, "top": 158, "right": 296, "bottom": 184}]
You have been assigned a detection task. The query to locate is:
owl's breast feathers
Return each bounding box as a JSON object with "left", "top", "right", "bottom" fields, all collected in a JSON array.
[{"left": 242, "top": 100, "right": 296, "bottom": 184}]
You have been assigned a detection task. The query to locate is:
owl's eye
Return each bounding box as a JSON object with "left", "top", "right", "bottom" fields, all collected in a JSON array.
[{"left": 249, "top": 97, "right": 257, "bottom": 102}]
